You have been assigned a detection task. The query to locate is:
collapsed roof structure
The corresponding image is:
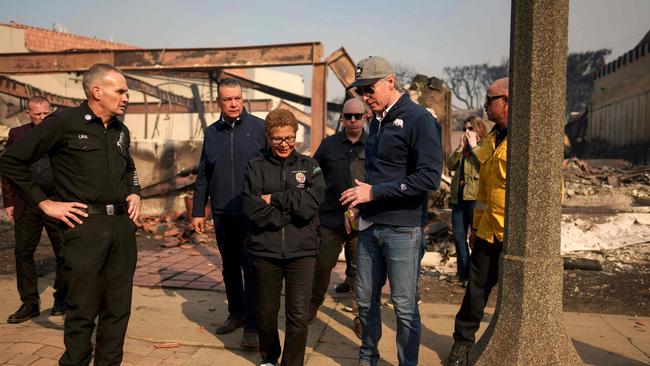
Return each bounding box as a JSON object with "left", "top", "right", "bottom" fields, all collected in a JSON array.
[{"left": 0, "top": 22, "right": 452, "bottom": 214}]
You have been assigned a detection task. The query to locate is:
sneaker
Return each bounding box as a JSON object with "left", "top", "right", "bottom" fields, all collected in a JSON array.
[
  {"left": 446, "top": 341, "right": 472, "bottom": 366},
  {"left": 260, "top": 363, "right": 276, "bottom": 366}
]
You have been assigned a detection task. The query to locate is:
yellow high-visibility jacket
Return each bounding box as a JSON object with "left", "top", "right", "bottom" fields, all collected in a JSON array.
[{"left": 472, "top": 130, "right": 507, "bottom": 244}]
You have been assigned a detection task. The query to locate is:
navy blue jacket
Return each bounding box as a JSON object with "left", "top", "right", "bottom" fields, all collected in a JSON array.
[
  {"left": 192, "top": 110, "right": 266, "bottom": 217},
  {"left": 362, "top": 93, "right": 443, "bottom": 227}
]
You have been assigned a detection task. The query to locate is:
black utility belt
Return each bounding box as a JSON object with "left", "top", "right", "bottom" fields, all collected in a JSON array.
[{"left": 85, "top": 202, "right": 129, "bottom": 216}]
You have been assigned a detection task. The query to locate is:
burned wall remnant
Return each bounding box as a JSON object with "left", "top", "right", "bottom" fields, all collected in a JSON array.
[
  {"left": 589, "top": 31, "right": 650, "bottom": 164},
  {"left": 407, "top": 74, "right": 452, "bottom": 159}
]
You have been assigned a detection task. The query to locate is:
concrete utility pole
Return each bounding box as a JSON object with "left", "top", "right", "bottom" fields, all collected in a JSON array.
[{"left": 471, "top": 0, "right": 583, "bottom": 364}]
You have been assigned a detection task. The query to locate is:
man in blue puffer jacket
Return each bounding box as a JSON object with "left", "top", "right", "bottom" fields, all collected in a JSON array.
[
  {"left": 192, "top": 78, "right": 266, "bottom": 349},
  {"left": 341, "top": 56, "right": 443, "bottom": 366}
]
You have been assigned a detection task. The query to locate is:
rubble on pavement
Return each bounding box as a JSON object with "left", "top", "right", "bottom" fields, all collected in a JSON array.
[
  {"left": 138, "top": 213, "right": 212, "bottom": 249},
  {"left": 423, "top": 158, "right": 650, "bottom": 276}
]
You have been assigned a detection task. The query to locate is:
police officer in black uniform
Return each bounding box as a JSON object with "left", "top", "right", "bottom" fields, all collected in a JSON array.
[{"left": 0, "top": 63, "right": 141, "bottom": 366}]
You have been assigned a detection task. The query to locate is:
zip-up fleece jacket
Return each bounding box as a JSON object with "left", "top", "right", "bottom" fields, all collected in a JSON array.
[
  {"left": 363, "top": 93, "right": 443, "bottom": 227},
  {"left": 241, "top": 149, "right": 325, "bottom": 260},
  {"left": 192, "top": 110, "right": 266, "bottom": 217}
]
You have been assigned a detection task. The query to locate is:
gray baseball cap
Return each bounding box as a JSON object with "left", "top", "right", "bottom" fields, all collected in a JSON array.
[{"left": 349, "top": 56, "right": 394, "bottom": 88}]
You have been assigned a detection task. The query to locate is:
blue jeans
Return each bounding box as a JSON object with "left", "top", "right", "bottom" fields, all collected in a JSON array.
[
  {"left": 451, "top": 200, "right": 475, "bottom": 280},
  {"left": 356, "top": 224, "right": 424, "bottom": 366}
]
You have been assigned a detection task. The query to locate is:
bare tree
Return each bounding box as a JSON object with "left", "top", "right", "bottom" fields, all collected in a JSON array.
[
  {"left": 444, "top": 61, "right": 509, "bottom": 110},
  {"left": 392, "top": 63, "right": 418, "bottom": 91},
  {"left": 565, "top": 49, "right": 610, "bottom": 116},
  {"left": 444, "top": 49, "right": 608, "bottom": 117}
]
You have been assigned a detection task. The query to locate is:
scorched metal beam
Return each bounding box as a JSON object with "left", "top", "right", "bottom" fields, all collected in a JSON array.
[{"left": 0, "top": 42, "right": 324, "bottom": 74}]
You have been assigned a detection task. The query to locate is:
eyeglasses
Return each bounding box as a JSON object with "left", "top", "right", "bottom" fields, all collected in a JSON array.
[
  {"left": 270, "top": 136, "right": 296, "bottom": 145},
  {"left": 354, "top": 84, "right": 376, "bottom": 95},
  {"left": 485, "top": 95, "right": 507, "bottom": 104},
  {"left": 343, "top": 113, "right": 365, "bottom": 120},
  {"left": 463, "top": 127, "right": 474, "bottom": 132}
]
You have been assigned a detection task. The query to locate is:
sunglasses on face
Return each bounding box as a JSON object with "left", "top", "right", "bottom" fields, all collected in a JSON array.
[
  {"left": 485, "top": 95, "right": 507, "bottom": 104},
  {"left": 343, "top": 113, "right": 365, "bottom": 121},
  {"left": 354, "top": 84, "right": 376, "bottom": 96},
  {"left": 270, "top": 136, "right": 296, "bottom": 145},
  {"left": 463, "top": 127, "right": 474, "bottom": 132}
]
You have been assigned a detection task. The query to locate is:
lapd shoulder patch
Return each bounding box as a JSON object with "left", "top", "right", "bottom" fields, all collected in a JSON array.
[{"left": 295, "top": 172, "right": 306, "bottom": 184}]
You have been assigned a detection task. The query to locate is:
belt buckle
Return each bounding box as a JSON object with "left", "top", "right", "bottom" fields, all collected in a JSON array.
[{"left": 106, "top": 204, "right": 115, "bottom": 216}]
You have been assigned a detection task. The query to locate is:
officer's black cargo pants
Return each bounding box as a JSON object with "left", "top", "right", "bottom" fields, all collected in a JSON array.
[{"left": 58, "top": 214, "right": 137, "bottom": 366}]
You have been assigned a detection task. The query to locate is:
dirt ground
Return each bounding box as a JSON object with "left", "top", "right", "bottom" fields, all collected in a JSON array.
[{"left": 419, "top": 260, "right": 650, "bottom": 317}]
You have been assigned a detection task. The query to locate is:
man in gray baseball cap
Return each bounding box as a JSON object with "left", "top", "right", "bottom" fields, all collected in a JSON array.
[
  {"left": 349, "top": 56, "right": 395, "bottom": 89},
  {"left": 341, "top": 56, "right": 443, "bottom": 366}
]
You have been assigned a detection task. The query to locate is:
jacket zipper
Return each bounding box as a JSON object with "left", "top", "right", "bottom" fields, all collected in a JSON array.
[{"left": 281, "top": 163, "right": 286, "bottom": 259}]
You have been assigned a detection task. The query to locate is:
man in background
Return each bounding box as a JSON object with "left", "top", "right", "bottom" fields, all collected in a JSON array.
[
  {"left": 2, "top": 96, "right": 67, "bottom": 323},
  {"left": 446, "top": 77, "right": 510, "bottom": 366},
  {"left": 309, "top": 98, "right": 367, "bottom": 339},
  {"left": 192, "top": 78, "right": 266, "bottom": 349}
]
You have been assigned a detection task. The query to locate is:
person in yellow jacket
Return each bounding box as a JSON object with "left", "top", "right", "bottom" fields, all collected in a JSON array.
[
  {"left": 446, "top": 77, "right": 510, "bottom": 366},
  {"left": 446, "top": 116, "right": 487, "bottom": 286}
]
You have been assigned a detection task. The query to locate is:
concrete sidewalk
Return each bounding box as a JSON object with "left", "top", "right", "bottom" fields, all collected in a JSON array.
[{"left": 0, "top": 274, "right": 648, "bottom": 366}]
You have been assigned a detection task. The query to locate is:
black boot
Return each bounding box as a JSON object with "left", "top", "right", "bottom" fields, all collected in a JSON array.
[
  {"left": 7, "top": 304, "right": 40, "bottom": 324},
  {"left": 335, "top": 278, "right": 353, "bottom": 293},
  {"left": 51, "top": 297, "right": 67, "bottom": 316},
  {"left": 446, "top": 341, "right": 472, "bottom": 366}
]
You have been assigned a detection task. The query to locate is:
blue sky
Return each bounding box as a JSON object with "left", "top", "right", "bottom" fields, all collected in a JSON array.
[{"left": 1, "top": 0, "right": 648, "bottom": 99}]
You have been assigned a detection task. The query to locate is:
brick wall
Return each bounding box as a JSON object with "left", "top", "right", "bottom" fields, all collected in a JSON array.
[{"left": 5, "top": 21, "right": 137, "bottom": 51}]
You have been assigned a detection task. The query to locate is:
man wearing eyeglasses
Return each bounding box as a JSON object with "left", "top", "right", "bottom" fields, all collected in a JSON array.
[
  {"left": 308, "top": 98, "right": 367, "bottom": 338},
  {"left": 192, "top": 78, "right": 266, "bottom": 349},
  {"left": 446, "top": 77, "right": 509, "bottom": 366},
  {"left": 340, "top": 56, "right": 442, "bottom": 366}
]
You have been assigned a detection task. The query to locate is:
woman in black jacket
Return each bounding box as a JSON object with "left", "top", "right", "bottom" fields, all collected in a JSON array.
[{"left": 242, "top": 109, "right": 325, "bottom": 366}]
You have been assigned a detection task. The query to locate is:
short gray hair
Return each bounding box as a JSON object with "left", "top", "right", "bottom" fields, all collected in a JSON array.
[
  {"left": 26, "top": 96, "right": 50, "bottom": 109},
  {"left": 217, "top": 78, "right": 242, "bottom": 95},
  {"left": 82, "top": 63, "right": 124, "bottom": 98}
]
